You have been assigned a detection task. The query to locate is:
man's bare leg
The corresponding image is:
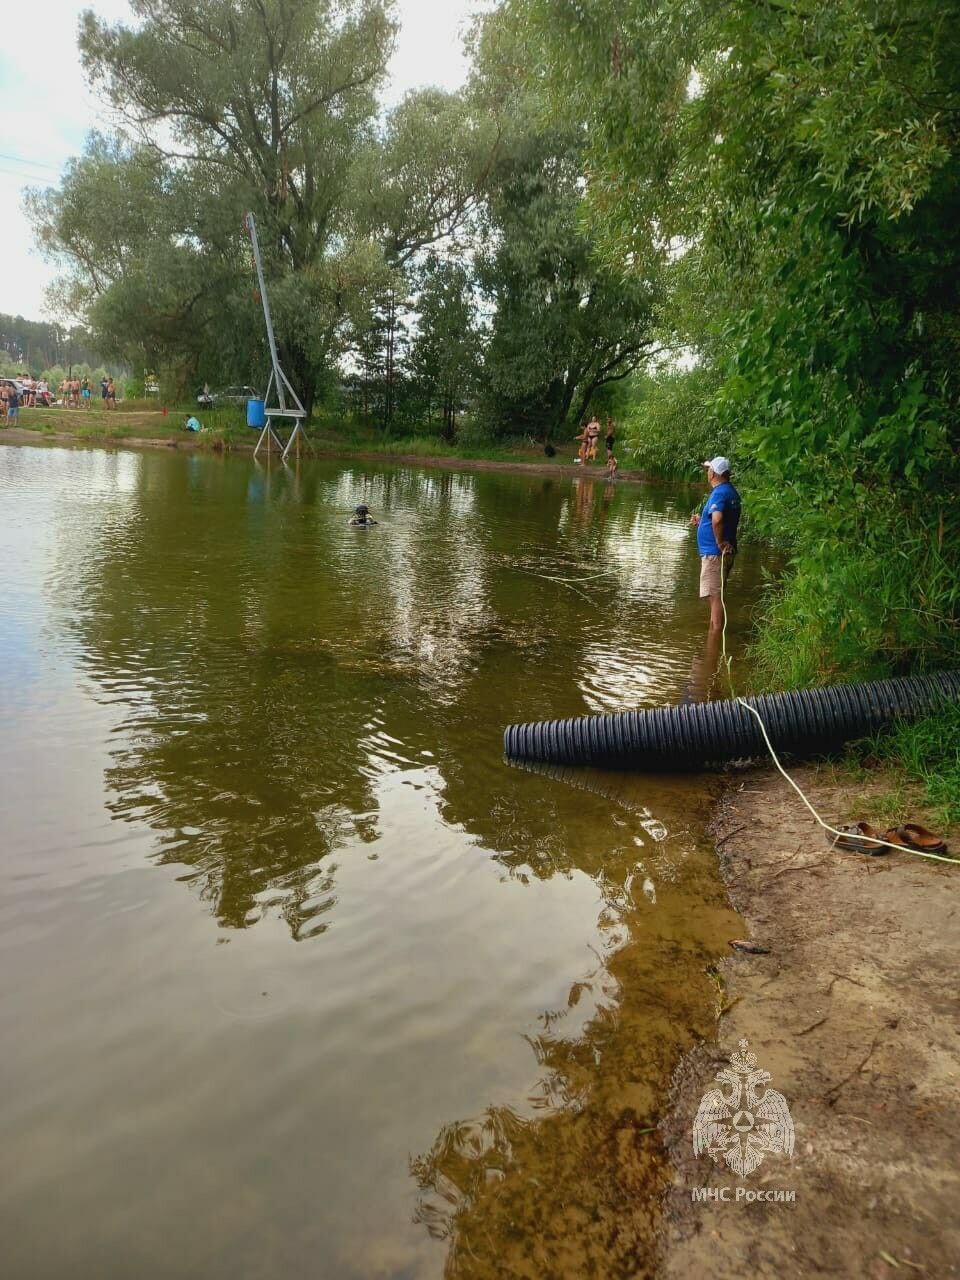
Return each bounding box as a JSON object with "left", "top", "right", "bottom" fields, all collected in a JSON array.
[{"left": 708, "top": 593, "right": 724, "bottom": 630}]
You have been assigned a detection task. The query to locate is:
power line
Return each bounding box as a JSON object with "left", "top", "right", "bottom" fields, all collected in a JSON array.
[
  {"left": 0, "top": 151, "right": 64, "bottom": 172},
  {"left": 0, "top": 164, "right": 61, "bottom": 183}
]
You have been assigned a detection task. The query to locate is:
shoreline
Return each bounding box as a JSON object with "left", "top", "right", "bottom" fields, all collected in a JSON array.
[
  {"left": 659, "top": 764, "right": 959, "bottom": 1278},
  {"left": 0, "top": 422, "right": 660, "bottom": 485}
]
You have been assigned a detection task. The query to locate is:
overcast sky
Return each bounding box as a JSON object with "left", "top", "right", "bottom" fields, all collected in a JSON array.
[{"left": 0, "top": 0, "right": 488, "bottom": 325}]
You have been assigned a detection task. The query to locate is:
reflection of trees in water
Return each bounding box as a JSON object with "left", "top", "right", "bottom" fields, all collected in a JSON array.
[
  {"left": 100, "top": 650, "right": 386, "bottom": 935},
  {"left": 44, "top": 452, "right": 737, "bottom": 1269},
  {"left": 418, "top": 753, "right": 736, "bottom": 1277},
  {"left": 55, "top": 461, "right": 576, "bottom": 934},
  {"left": 62, "top": 460, "right": 401, "bottom": 935},
  {"left": 56, "top": 455, "right": 699, "bottom": 952},
  {"left": 409, "top": 837, "right": 731, "bottom": 1278}
]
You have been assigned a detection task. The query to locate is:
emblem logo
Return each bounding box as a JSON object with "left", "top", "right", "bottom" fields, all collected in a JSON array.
[{"left": 693, "top": 1038, "right": 795, "bottom": 1178}]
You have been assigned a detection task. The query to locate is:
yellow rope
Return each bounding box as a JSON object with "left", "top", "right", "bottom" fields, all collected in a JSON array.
[{"left": 716, "top": 550, "right": 960, "bottom": 866}]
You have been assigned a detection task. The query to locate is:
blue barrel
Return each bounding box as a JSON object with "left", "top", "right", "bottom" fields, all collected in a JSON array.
[{"left": 246, "top": 398, "right": 266, "bottom": 428}]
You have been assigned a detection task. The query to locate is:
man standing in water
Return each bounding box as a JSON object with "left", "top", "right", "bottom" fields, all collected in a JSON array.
[{"left": 689, "top": 455, "right": 741, "bottom": 630}]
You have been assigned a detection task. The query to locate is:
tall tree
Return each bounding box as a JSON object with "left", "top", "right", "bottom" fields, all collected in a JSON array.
[
  {"left": 476, "top": 121, "right": 658, "bottom": 438},
  {"left": 406, "top": 256, "right": 483, "bottom": 439},
  {"left": 32, "top": 0, "right": 397, "bottom": 407},
  {"left": 470, "top": 12, "right": 661, "bottom": 439}
]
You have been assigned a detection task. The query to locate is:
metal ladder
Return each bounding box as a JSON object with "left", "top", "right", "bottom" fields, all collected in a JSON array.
[{"left": 244, "top": 211, "right": 308, "bottom": 462}]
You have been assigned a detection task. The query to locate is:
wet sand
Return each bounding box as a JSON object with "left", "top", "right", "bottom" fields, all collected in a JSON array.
[{"left": 661, "top": 765, "right": 960, "bottom": 1278}]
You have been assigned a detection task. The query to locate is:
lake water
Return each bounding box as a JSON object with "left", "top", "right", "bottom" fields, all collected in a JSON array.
[{"left": 0, "top": 444, "right": 757, "bottom": 1278}]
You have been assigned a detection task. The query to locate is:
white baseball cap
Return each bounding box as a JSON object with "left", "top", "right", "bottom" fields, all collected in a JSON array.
[{"left": 702, "top": 456, "right": 732, "bottom": 475}]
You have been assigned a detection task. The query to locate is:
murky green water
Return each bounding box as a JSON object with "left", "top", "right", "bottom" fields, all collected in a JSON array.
[{"left": 0, "top": 445, "right": 758, "bottom": 1278}]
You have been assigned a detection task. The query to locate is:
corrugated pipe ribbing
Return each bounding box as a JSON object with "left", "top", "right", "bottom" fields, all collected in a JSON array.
[{"left": 503, "top": 672, "right": 960, "bottom": 771}]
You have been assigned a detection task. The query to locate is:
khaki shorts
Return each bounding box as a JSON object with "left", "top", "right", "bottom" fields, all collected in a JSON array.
[{"left": 699, "top": 553, "right": 734, "bottom": 598}]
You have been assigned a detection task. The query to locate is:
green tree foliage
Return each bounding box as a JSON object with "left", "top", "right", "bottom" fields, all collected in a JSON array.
[
  {"left": 523, "top": 0, "right": 960, "bottom": 681},
  {"left": 349, "top": 271, "right": 411, "bottom": 430},
  {"left": 624, "top": 364, "right": 725, "bottom": 480},
  {"left": 32, "top": 0, "right": 396, "bottom": 409},
  {"left": 353, "top": 87, "right": 502, "bottom": 265},
  {"left": 470, "top": 12, "right": 661, "bottom": 440},
  {"left": 29, "top": 1, "right": 499, "bottom": 414},
  {"left": 475, "top": 123, "right": 658, "bottom": 440},
  {"left": 406, "top": 256, "right": 483, "bottom": 439},
  {"left": 0, "top": 312, "right": 111, "bottom": 375}
]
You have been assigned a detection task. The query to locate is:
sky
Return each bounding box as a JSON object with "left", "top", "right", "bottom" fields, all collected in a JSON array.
[{"left": 0, "top": 0, "right": 487, "bottom": 326}]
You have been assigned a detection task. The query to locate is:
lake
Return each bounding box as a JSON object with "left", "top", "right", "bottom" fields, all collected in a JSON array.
[{"left": 0, "top": 444, "right": 758, "bottom": 1278}]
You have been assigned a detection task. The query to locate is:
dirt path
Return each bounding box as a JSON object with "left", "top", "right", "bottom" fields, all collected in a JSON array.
[{"left": 660, "top": 766, "right": 960, "bottom": 1278}]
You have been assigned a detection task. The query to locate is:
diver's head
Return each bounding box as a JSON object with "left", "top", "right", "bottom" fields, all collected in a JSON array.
[{"left": 355, "top": 504, "right": 369, "bottom": 517}]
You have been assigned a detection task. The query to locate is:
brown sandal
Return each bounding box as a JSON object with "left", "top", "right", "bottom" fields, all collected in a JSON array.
[
  {"left": 896, "top": 823, "right": 948, "bottom": 854},
  {"left": 831, "top": 822, "right": 893, "bottom": 855}
]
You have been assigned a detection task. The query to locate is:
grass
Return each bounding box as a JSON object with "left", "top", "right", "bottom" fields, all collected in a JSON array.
[
  {"left": 5, "top": 404, "right": 232, "bottom": 443},
  {"left": 307, "top": 420, "right": 563, "bottom": 465},
  {"left": 845, "top": 702, "right": 960, "bottom": 827},
  {"left": 3, "top": 405, "right": 602, "bottom": 468}
]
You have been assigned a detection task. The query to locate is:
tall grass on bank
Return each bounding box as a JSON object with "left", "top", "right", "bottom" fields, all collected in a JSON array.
[{"left": 853, "top": 702, "right": 960, "bottom": 826}]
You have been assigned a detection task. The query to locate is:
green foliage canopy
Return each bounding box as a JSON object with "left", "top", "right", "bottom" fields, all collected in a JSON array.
[{"left": 523, "top": 0, "right": 960, "bottom": 680}]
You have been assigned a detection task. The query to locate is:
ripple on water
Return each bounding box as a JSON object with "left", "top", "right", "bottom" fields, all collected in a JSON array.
[{"left": 0, "top": 447, "right": 759, "bottom": 1280}]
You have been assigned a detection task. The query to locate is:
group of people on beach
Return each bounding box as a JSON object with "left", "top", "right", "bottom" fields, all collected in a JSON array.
[
  {"left": 574, "top": 416, "right": 618, "bottom": 476},
  {"left": 1, "top": 381, "right": 21, "bottom": 422},
  {"left": 57, "top": 376, "right": 116, "bottom": 408},
  {"left": 5, "top": 376, "right": 45, "bottom": 408}
]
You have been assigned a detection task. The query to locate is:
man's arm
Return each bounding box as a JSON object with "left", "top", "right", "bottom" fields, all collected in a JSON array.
[{"left": 711, "top": 509, "right": 732, "bottom": 553}]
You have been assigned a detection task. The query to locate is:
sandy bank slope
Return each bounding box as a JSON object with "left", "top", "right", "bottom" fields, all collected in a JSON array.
[{"left": 661, "top": 767, "right": 959, "bottom": 1279}]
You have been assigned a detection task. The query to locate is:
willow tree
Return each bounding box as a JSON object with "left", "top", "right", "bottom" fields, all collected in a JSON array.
[
  {"left": 462, "top": 8, "right": 662, "bottom": 440},
  {"left": 31, "top": 0, "right": 396, "bottom": 405}
]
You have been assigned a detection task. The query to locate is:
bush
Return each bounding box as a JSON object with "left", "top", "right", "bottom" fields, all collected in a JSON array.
[{"left": 621, "top": 365, "right": 727, "bottom": 480}]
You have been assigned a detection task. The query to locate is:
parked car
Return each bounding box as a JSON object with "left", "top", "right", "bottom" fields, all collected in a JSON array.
[
  {"left": 1, "top": 379, "right": 58, "bottom": 407},
  {"left": 197, "top": 384, "right": 259, "bottom": 408},
  {"left": 1, "top": 378, "right": 25, "bottom": 402}
]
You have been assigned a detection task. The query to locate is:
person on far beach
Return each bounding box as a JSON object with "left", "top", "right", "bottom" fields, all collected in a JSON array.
[
  {"left": 605, "top": 418, "right": 618, "bottom": 477},
  {"left": 184, "top": 415, "right": 202, "bottom": 432},
  {"left": 585, "top": 415, "right": 601, "bottom": 462},
  {"left": 5, "top": 382, "right": 19, "bottom": 424},
  {"left": 573, "top": 423, "right": 589, "bottom": 464},
  {"left": 689, "top": 455, "right": 741, "bottom": 631},
  {"left": 106, "top": 378, "right": 116, "bottom": 408}
]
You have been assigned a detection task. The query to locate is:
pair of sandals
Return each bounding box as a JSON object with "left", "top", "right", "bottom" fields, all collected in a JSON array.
[{"left": 831, "top": 821, "right": 949, "bottom": 856}]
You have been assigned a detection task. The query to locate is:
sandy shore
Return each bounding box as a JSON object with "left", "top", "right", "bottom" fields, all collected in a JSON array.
[
  {"left": 0, "top": 424, "right": 656, "bottom": 484},
  {"left": 660, "top": 765, "right": 960, "bottom": 1278}
]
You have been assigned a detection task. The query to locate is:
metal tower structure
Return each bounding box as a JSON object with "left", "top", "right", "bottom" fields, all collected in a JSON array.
[{"left": 244, "top": 211, "right": 308, "bottom": 461}]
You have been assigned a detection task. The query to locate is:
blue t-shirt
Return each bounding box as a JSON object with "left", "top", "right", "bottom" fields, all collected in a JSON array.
[{"left": 697, "top": 481, "right": 741, "bottom": 555}]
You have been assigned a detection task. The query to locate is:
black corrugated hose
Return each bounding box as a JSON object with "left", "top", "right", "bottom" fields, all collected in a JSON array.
[{"left": 503, "top": 671, "right": 960, "bottom": 771}]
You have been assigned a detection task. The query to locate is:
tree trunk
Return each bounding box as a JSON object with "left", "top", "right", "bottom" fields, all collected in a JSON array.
[{"left": 551, "top": 369, "right": 581, "bottom": 438}]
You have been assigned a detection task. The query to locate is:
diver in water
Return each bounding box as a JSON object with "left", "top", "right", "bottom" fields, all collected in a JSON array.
[{"left": 348, "top": 504, "right": 377, "bottom": 526}]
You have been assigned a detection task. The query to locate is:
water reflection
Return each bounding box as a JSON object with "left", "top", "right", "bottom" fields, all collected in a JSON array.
[
  {"left": 52, "top": 456, "right": 725, "bottom": 938},
  {"left": 412, "top": 768, "right": 738, "bottom": 1278},
  {"left": 1, "top": 445, "right": 761, "bottom": 1279},
  {"left": 681, "top": 626, "right": 725, "bottom": 705}
]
